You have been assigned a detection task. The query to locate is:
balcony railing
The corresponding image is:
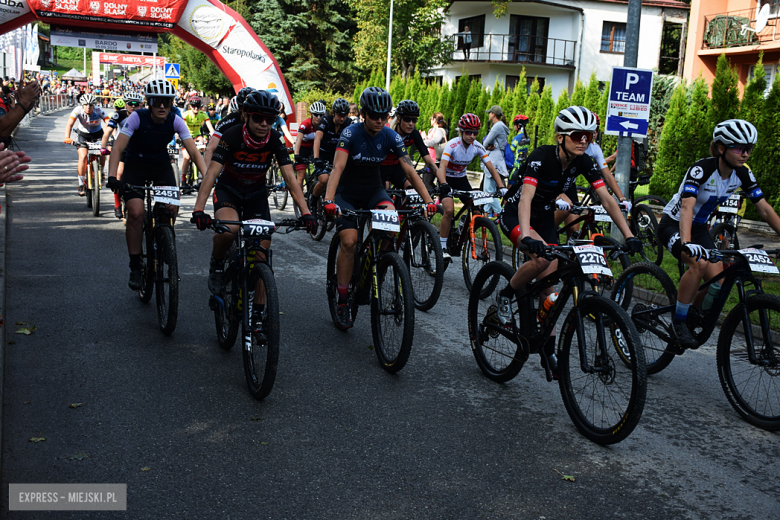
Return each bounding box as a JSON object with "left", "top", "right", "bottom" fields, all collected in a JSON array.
[
  {"left": 445, "top": 34, "right": 576, "bottom": 68},
  {"left": 703, "top": 5, "right": 780, "bottom": 49}
]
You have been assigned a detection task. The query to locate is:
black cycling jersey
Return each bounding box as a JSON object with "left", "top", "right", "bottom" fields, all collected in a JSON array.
[
  {"left": 107, "top": 109, "right": 128, "bottom": 130},
  {"left": 213, "top": 112, "right": 242, "bottom": 139},
  {"left": 382, "top": 128, "right": 429, "bottom": 165},
  {"left": 316, "top": 115, "right": 348, "bottom": 163},
  {"left": 502, "top": 144, "right": 604, "bottom": 214},
  {"left": 211, "top": 125, "right": 291, "bottom": 191},
  {"left": 336, "top": 123, "right": 408, "bottom": 190}
]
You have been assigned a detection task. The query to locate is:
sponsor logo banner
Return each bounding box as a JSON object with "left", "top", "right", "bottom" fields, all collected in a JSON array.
[
  {"left": 28, "top": 0, "right": 187, "bottom": 29},
  {"left": 51, "top": 26, "right": 158, "bottom": 52},
  {"left": 0, "top": 0, "right": 31, "bottom": 25},
  {"left": 96, "top": 52, "right": 165, "bottom": 66}
]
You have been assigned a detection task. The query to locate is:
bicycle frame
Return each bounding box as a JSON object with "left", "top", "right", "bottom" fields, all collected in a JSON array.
[{"left": 448, "top": 191, "right": 491, "bottom": 259}]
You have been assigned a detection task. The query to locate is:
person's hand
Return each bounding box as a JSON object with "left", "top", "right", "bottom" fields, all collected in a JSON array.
[
  {"left": 13, "top": 80, "right": 38, "bottom": 108},
  {"left": 0, "top": 146, "right": 29, "bottom": 183},
  {"left": 107, "top": 177, "right": 124, "bottom": 196},
  {"left": 438, "top": 183, "right": 451, "bottom": 199},
  {"left": 624, "top": 237, "right": 644, "bottom": 254},
  {"left": 555, "top": 198, "right": 571, "bottom": 212},
  {"left": 426, "top": 203, "right": 439, "bottom": 218},
  {"left": 498, "top": 187, "right": 508, "bottom": 198},
  {"left": 191, "top": 211, "right": 212, "bottom": 231},
  {"left": 100, "top": 148, "right": 110, "bottom": 156},
  {"left": 314, "top": 158, "right": 325, "bottom": 170},
  {"left": 683, "top": 242, "right": 708, "bottom": 262},
  {"left": 324, "top": 200, "right": 340, "bottom": 216},
  {"left": 521, "top": 236, "right": 546, "bottom": 256},
  {"left": 486, "top": 144, "right": 495, "bottom": 151},
  {"left": 64, "top": 138, "right": 73, "bottom": 145},
  {"left": 294, "top": 154, "right": 302, "bottom": 163},
  {"left": 619, "top": 200, "right": 632, "bottom": 214},
  {"left": 301, "top": 213, "right": 318, "bottom": 234}
]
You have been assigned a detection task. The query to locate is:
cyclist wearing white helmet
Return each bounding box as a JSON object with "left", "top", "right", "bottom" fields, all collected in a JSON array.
[
  {"left": 658, "top": 119, "right": 780, "bottom": 350},
  {"left": 106, "top": 79, "right": 210, "bottom": 291},
  {"left": 294, "top": 101, "right": 327, "bottom": 188},
  {"left": 64, "top": 92, "right": 110, "bottom": 196}
]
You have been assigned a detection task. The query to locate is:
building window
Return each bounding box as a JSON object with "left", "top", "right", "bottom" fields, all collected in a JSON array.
[
  {"left": 506, "top": 75, "right": 519, "bottom": 90},
  {"left": 510, "top": 15, "right": 549, "bottom": 63},
  {"left": 748, "top": 64, "right": 776, "bottom": 97},
  {"left": 455, "top": 74, "right": 482, "bottom": 84},
  {"left": 601, "top": 22, "right": 626, "bottom": 53},
  {"left": 458, "top": 15, "right": 485, "bottom": 49},
  {"left": 526, "top": 77, "right": 545, "bottom": 94}
]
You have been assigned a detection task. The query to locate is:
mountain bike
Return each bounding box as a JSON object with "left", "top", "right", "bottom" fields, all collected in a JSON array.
[
  {"left": 198, "top": 210, "right": 306, "bottom": 400},
  {"left": 326, "top": 208, "right": 415, "bottom": 373},
  {"left": 182, "top": 139, "right": 207, "bottom": 188},
  {"left": 267, "top": 159, "right": 288, "bottom": 210},
  {"left": 74, "top": 141, "right": 103, "bottom": 217},
  {"left": 468, "top": 243, "right": 647, "bottom": 445},
  {"left": 610, "top": 247, "right": 780, "bottom": 431},
  {"left": 168, "top": 140, "right": 181, "bottom": 188},
  {"left": 292, "top": 158, "right": 334, "bottom": 241},
  {"left": 710, "top": 191, "right": 747, "bottom": 252},
  {"left": 127, "top": 183, "right": 180, "bottom": 335}
]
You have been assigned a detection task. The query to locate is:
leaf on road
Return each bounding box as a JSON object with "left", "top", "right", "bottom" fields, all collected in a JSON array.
[
  {"left": 69, "top": 403, "right": 83, "bottom": 409},
  {"left": 553, "top": 468, "right": 575, "bottom": 482},
  {"left": 22, "top": 401, "right": 30, "bottom": 404},
  {"left": 279, "top": 311, "right": 285, "bottom": 315},
  {"left": 250, "top": 416, "right": 262, "bottom": 422},
  {"left": 68, "top": 453, "right": 90, "bottom": 461},
  {"left": 260, "top": 442, "right": 269, "bottom": 445},
  {"left": 140, "top": 467, "right": 151, "bottom": 471},
  {"left": 29, "top": 437, "right": 46, "bottom": 443},
  {"left": 15, "top": 324, "right": 36, "bottom": 335},
  {"left": 368, "top": 345, "right": 374, "bottom": 351}
]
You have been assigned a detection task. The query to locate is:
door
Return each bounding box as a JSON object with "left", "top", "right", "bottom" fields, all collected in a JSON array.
[{"left": 511, "top": 15, "right": 548, "bottom": 63}]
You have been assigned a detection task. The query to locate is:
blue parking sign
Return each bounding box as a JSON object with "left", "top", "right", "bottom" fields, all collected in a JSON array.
[{"left": 605, "top": 67, "right": 654, "bottom": 137}]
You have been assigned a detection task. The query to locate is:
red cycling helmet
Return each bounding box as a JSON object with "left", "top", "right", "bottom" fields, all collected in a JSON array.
[
  {"left": 458, "top": 113, "right": 481, "bottom": 131},
  {"left": 594, "top": 113, "right": 601, "bottom": 128},
  {"left": 513, "top": 114, "right": 529, "bottom": 126}
]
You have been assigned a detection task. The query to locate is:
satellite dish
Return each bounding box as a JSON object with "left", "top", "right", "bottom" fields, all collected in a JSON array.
[{"left": 757, "top": 4, "right": 770, "bottom": 33}]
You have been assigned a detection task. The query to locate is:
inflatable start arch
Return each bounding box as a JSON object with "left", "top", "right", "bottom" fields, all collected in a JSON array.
[{"left": 0, "top": 0, "right": 294, "bottom": 114}]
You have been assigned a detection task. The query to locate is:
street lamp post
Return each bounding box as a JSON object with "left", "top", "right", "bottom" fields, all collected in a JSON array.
[{"left": 386, "top": 0, "right": 393, "bottom": 91}]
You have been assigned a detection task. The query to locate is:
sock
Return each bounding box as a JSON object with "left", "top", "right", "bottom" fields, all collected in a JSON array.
[
  {"left": 674, "top": 301, "right": 690, "bottom": 323},
  {"left": 337, "top": 284, "right": 349, "bottom": 304},
  {"left": 440, "top": 237, "right": 447, "bottom": 249},
  {"left": 129, "top": 254, "right": 142, "bottom": 271},
  {"left": 78, "top": 175, "right": 85, "bottom": 186}
]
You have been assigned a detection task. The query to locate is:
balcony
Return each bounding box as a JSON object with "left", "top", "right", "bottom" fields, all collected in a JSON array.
[
  {"left": 703, "top": 6, "right": 780, "bottom": 50},
  {"left": 445, "top": 34, "right": 576, "bottom": 69}
]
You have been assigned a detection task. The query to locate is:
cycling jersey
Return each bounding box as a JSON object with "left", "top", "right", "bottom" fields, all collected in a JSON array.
[
  {"left": 213, "top": 112, "right": 242, "bottom": 139},
  {"left": 662, "top": 156, "right": 763, "bottom": 225},
  {"left": 69, "top": 105, "right": 108, "bottom": 134},
  {"left": 107, "top": 109, "right": 129, "bottom": 131},
  {"left": 503, "top": 144, "right": 604, "bottom": 213},
  {"left": 441, "top": 137, "right": 490, "bottom": 177},
  {"left": 182, "top": 110, "right": 210, "bottom": 136},
  {"left": 316, "top": 115, "right": 348, "bottom": 163},
  {"left": 121, "top": 109, "right": 191, "bottom": 163},
  {"left": 201, "top": 113, "right": 220, "bottom": 136},
  {"left": 506, "top": 129, "right": 529, "bottom": 171},
  {"left": 211, "top": 124, "right": 291, "bottom": 190},
  {"left": 585, "top": 142, "right": 607, "bottom": 170},
  {"left": 382, "top": 128, "right": 429, "bottom": 165},
  {"left": 335, "top": 123, "right": 408, "bottom": 189},
  {"left": 298, "top": 118, "right": 317, "bottom": 148}
]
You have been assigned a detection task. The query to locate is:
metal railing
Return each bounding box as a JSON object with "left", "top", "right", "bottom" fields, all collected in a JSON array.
[
  {"left": 446, "top": 34, "right": 576, "bottom": 67},
  {"left": 16, "top": 94, "right": 72, "bottom": 130},
  {"left": 703, "top": 6, "right": 780, "bottom": 49}
]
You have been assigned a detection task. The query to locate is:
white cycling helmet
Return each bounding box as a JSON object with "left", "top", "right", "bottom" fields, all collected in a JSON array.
[
  {"left": 554, "top": 106, "right": 598, "bottom": 133},
  {"left": 144, "top": 79, "right": 177, "bottom": 98},
  {"left": 229, "top": 96, "right": 239, "bottom": 114},
  {"left": 309, "top": 101, "right": 326, "bottom": 116},
  {"left": 123, "top": 91, "right": 143, "bottom": 103},
  {"left": 80, "top": 93, "right": 96, "bottom": 105},
  {"left": 713, "top": 119, "right": 757, "bottom": 146}
]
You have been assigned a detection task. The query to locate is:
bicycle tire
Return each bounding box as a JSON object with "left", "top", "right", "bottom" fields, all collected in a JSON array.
[
  {"left": 610, "top": 262, "right": 677, "bottom": 375},
  {"left": 91, "top": 158, "right": 100, "bottom": 217},
  {"left": 717, "top": 293, "right": 780, "bottom": 431},
  {"left": 371, "top": 252, "right": 415, "bottom": 373},
  {"left": 326, "top": 232, "right": 358, "bottom": 330},
  {"left": 309, "top": 196, "right": 327, "bottom": 241},
  {"left": 172, "top": 160, "right": 180, "bottom": 189},
  {"left": 635, "top": 194, "right": 668, "bottom": 208},
  {"left": 271, "top": 163, "right": 288, "bottom": 210},
  {"left": 243, "top": 262, "right": 280, "bottom": 400},
  {"left": 215, "top": 247, "right": 239, "bottom": 349},
  {"left": 155, "top": 226, "right": 179, "bottom": 335},
  {"left": 467, "top": 261, "right": 531, "bottom": 383},
  {"left": 138, "top": 226, "right": 155, "bottom": 303},
  {"left": 558, "top": 295, "right": 647, "bottom": 444},
  {"left": 710, "top": 222, "right": 740, "bottom": 252},
  {"left": 404, "top": 220, "right": 444, "bottom": 311},
  {"left": 591, "top": 235, "right": 631, "bottom": 295},
  {"left": 511, "top": 245, "right": 526, "bottom": 270},
  {"left": 630, "top": 204, "right": 662, "bottom": 265},
  {"left": 85, "top": 160, "right": 93, "bottom": 209},
  {"left": 462, "top": 216, "right": 503, "bottom": 296}
]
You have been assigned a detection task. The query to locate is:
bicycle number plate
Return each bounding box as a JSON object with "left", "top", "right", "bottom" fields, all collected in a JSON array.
[
  {"left": 153, "top": 186, "right": 181, "bottom": 206},
  {"left": 371, "top": 210, "right": 400, "bottom": 232},
  {"left": 591, "top": 205, "right": 612, "bottom": 222},
  {"left": 471, "top": 191, "right": 493, "bottom": 206},
  {"left": 87, "top": 142, "right": 102, "bottom": 155},
  {"left": 738, "top": 248, "right": 779, "bottom": 274},
  {"left": 719, "top": 194, "right": 741, "bottom": 214},
  {"left": 573, "top": 245, "right": 612, "bottom": 276},
  {"left": 404, "top": 189, "right": 424, "bottom": 206},
  {"left": 242, "top": 219, "right": 276, "bottom": 236}
]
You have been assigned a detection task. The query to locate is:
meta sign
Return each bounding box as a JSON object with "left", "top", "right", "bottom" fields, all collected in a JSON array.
[{"left": 605, "top": 67, "right": 654, "bottom": 138}]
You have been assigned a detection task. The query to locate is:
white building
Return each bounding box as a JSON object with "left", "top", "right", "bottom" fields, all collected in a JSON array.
[{"left": 429, "top": 0, "right": 689, "bottom": 97}]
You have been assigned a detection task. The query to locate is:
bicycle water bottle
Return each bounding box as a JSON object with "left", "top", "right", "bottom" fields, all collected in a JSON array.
[
  {"left": 537, "top": 293, "right": 558, "bottom": 322},
  {"left": 702, "top": 282, "right": 722, "bottom": 312}
]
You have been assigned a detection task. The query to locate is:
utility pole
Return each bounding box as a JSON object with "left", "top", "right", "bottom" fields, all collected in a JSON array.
[
  {"left": 385, "top": 0, "right": 394, "bottom": 91},
  {"left": 613, "top": 0, "right": 642, "bottom": 242}
]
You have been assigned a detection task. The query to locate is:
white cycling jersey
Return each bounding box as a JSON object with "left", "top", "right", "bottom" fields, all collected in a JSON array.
[
  {"left": 69, "top": 105, "right": 107, "bottom": 134},
  {"left": 441, "top": 137, "right": 490, "bottom": 177},
  {"left": 585, "top": 142, "right": 607, "bottom": 170}
]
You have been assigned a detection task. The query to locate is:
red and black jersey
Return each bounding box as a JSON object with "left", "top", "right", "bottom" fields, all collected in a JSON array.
[
  {"left": 211, "top": 125, "right": 291, "bottom": 190},
  {"left": 298, "top": 117, "right": 317, "bottom": 148}
]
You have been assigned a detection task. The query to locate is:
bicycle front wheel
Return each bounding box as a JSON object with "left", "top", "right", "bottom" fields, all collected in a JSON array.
[
  {"left": 172, "top": 160, "right": 181, "bottom": 188},
  {"left": 155, "top": 227, "right": 179, "bottom": 335},
  {"left": 710, "top": 222, "right": 739, "bottom": 251},
  {"left": 559, "top": 295, "right": 646, "bottom": 444},
  {"left": 717, "top": 294, "right": 780, "bottom": 431},
  {"left": 462, "top": 216, "right": 503, "bottom": 296},
  {"left": 271, "top": 163, "right": 287, "bottom": 210},
  {"left": 631, "top": 204, "right": 662, "bottom": 265},
  {"left": 243, "top": 262, "right": 280, "bottom": 400},
  {"left": 138, "top": 226, "right": 155, "bottom": 303},
  {"left": 91, "top": 158, "right": 101, "bottom": 217},
  {"left": 371, "top": 252, "right": 415, "bottom": 373},
  {"left": 214, "top": 247, "right": 239, "bottom": 349},
  {"left": 404, "top": 220, "right": 444, "bottom": 311}
]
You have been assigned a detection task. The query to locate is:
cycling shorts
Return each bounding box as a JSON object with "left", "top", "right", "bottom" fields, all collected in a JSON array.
[
  {"left": 498, "top": 208, "right": 558, "bottom": 246},
  {"left": 380, "top": 163, "right": 407, "bottom": 190},
  {"left": 76, "top": 129, "right": 104, "bottom": 148},
  {"left": 213, "top": 183, "right": 271, "bottom": 221},
  {"left": 657, "top": 214, "right": 715, "bottom": 261},
  {"left": 334, "top": 185, "right": 393, "bottom": 233},
  {"left": 295, "top": 146, "right": 313, "bottom": 171},
  {"left": 442, "top": 175, "right": 474, "bottom": 201},
  {"left": 121, "top": 160, "right": 176, "bottom": 202}
]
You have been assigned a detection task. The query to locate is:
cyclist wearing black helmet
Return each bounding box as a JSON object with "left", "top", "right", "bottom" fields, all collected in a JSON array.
[
  {"left": 323, "top": 86, "right": 437, "bottom": 330},
  {"left": 294, "top": 101, "right": 327, "bottom": 188},
  {"left": 311, "top": 97, "right": 350, "bottom": 200},
  {"left": 380, "top": 99, "right": 438, "bottom": 191},
  {"left": 657, "top": 119, "right": 780, "bottom": 349},
  {"left": 191, "top": 90, "right": 316, "bottom": 295}
]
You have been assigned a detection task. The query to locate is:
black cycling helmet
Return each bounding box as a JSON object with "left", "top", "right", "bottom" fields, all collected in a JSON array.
[
  {"left": 236, "top": 87, "right": 256, "bottom": 109},
  {"left": 360, "top": 86, "right": 392, "bottom": 113},
  {"left": 332, "top": 97, "right": 350, "bottom": 115},
  {"left": 243, "top": 90, "right": 281, "bottom": 115},
  {"left": 189, "top": 97, "right": 202, "bottom": 108},
  {"left": 396, "top": 100, "right": 420, "bottom": 118}
]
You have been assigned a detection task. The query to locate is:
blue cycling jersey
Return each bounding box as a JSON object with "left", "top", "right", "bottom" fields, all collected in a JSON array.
[{"left": 336, "top": 123, "right": 408, "bottom": 189}]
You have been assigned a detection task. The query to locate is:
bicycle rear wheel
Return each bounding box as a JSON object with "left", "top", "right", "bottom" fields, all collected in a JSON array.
[
  {"left": 155, "top": 226, "right": 179, "bottom": 335},
  {"left": 172, "top": 160, "right": 181, "bottom": 188},
  {"left": 243, "top": 262, "right": 280, "bottom": 400},
  {"left": 717, "top": 294, "right": 780, "bottom": 431},
  {"left": 558, "top": 295, "right": 647, "bottom": 445},
  {"left": 270, "top": 163, "right": 288, "bottom": 210},
  {"left": 404, "top": 220, "right": 444, "bottom": 311},
  {"left": 467, "top": 261, "right": 531, "bottom": 383},
  {"left": 592, "top": 235, "right": 631, "bottom": 294},
  {"left": 462, "top": 216, "right": 503, "bottom": 297},
  {"left": 138, "top": 225, "right": 155, "bottom": 303},
  {"left": 214, "top": 247, "right": 239, "bottom": 349},
  {"left": 371, "top": 252, "right": 415, "bottom": 373},
  {"left": 631, "top": 204, "right": 661, "bottom": 265},
  {"left": 85, "top": 160, "right": 93, "bottom": 209},
  {"left": 90, "top": 158, "right": 101, "bottom": 216},
  {"left": 326, "top": 232, "right": 358, "bottom": 330},
  {"left": 308, "top": 196, "right": 327, "bottom": 241}
]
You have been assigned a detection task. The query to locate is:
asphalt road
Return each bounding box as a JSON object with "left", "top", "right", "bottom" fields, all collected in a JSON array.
[{"left": 1, "top": 112, "right": 778, "bottom": 519}]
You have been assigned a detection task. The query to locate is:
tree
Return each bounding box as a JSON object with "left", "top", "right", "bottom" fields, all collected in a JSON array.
[
  {"left": 684, "top": 77, "right": 711, "bottom": 168},
  {"left": 512, "top": 69, "right": 528, "bottom": 117},
  {"left": 535, "top": 85, "right": 555, "bottom": 145},
  {"left": 707, "top": 53, "right": 740, "bottom": 133},
  {"left": 753, "top": 72, "right": 780, "bottom": 211},
  {"left": 570, "top": 78, "right": 585, "bottom": 106},
  {"left": 583, "top": 71, "right": 601, "bottom": 112},
  {"left": 449, "top": 74, "right": 471, "bottom": 137},
  {"left": 739, "top": 52, "right": 766, "bottom": 127},
  {"left": 650, "top": 82, "right": 689, "bottom": 201},
  {"left": 525, "top": 78, "right": 541, "bottom": 144},
  {"left": 550, "top": 87, "right": 570, "bottom": 143}
]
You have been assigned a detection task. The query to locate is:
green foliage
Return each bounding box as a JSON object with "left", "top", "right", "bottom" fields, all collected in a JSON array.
[
  {"left": 646, "top": 75, "right": 682, "bottom": 173},
  {"left": 739, "top": 51, "right": 765, "bottom": 127},
  {"left": 550, "top": 87, "right": 570, "bottom": 143},
  {"left": 752, "top": 72, "right": 780, "bottom": 212},
  {"left": 159, "top": 35, "right": 232, "bottom": 96},
  {"left": 525, "top": 78, "right": 540, "bottom": 143},
  {"left": 650, "top": 82, "right": 689, "bottom": 201},
  {"left": 488, "top": 78, "right": 504, "bottom": 109},
  {"left": 597, "top": 81, "right": 616, "bottom": 156},
  {"left": 450, "top": 74, "right": 471, "bottom": 137},
  {"left": 296, "top": 88, "right": 352, "bottom": 109},
  {"left": 536, "top": 86, "right": 555, "bottom": 145},
  {"left": 583, "top": 71, "right": 601, "bottom": 112},
  {"left": 570, "top": 78, "right": 585, "bottom": 106},
  {"left": 707, "top": 53, "right": 740, "bottom": 132},
  {"left": 686, "top": 77, "right": 711, "bottom": 164},
  {"left": 512, "top": 69, "right": 528, "bottom": 116}
]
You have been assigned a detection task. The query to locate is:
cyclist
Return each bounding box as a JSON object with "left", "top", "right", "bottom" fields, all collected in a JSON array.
[
  {"left": 201, "top": 102, "right": 221, "bottom": 137},
  {"left": 63, "top": 93, "right": 110, "bottom": 196},
  {"left": 437, "top": 113, "right": 508, "bottom": 261},
  {"left": 190, "top": 90, "right": 316, "bottom": 298},
  {"left": 294, "top": 101, "right": 326, "bottom": 188},
  {"left": 311, "top": 97, "right": 350, "bottom": 200},
  {"left": 106, "top": 79, "right": 209, "bottom": 291},
  {"left": 657, "top": 119, "right": 780, "bottom": 349},
  {"left": 506, "top": 114, "right": 530, "bottom": 184},
  {"left": 323, "top": 87, "right": 437, "bottom": 329},
  {"left": 204, "top": 87, "right": 255, "bottom": 166},
  {"left": 496, "top": 106, "right": 643, "bottom": 376},
  {"left": 100, "top": 92, "right": 143, "bottom": 219},
  {"left": 274, "top": 103, "right": 296, "bottom": 146},
  {"left": 180, "top": 97, "right": 213, "bottom": 185},
  {"left": 380, "top": 99, "right": 438, "bottom": 191}
]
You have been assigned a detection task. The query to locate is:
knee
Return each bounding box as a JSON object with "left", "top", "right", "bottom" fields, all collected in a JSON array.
[
  {"left": 319, "top": 174, "right": 329, "bottom": 184},
  {"left": 340, "top": 236, "right": 358, "bottom": 253},
  {"left": 127, "top": 207, "right": 144, "bottom": 224},
  {"left": 531, "top": 256, "right": 551, "bottom": 272}
]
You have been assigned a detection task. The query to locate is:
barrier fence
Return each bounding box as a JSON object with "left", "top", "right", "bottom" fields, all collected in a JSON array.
[{"left": 18, "top": 94, "right": 72, "bottom": 129}]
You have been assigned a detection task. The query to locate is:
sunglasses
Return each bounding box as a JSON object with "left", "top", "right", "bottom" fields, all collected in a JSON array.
[
  {"left": 401, "top": 116, "right": 418, "bottom": 124},
  {"left": 149, "top": 97, "right": 172, "bottom": 108},
  {"left": 562, "top": 130, "right": 594, "bottom": 143},
  {"left": 126, "top": 102, "right": 141, "bottom": 108},
  {"left": 463, "top": 130, "right": 479, "bottom": 136},
  {"left": 248, "top": 113, "right": 275, "bottom": 125},
  {"left": 728, "top": 144, "right": 754, "bottom": 154},
  {"left": 365, "top": 110, "right": 389, "bottom": 121}
]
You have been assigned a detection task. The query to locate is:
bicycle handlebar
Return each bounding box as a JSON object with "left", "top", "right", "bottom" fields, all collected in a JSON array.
[{"left": 191, "top": 217, "right": 307, "bottom": 234}]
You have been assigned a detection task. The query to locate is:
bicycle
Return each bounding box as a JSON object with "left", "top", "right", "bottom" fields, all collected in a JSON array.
[
  {"left": 292, "top": 158, "right": 334, "bottom": 241},
  {"left": 444, "top": 189, "right": 504, "bottom": 295},
  {"left": 710, "top": 191, "right": 747, "bottom": 252},
  {"left": 168, "top": 140, "right": 181, "bottom": 188},
  {"left": 198, "top": 209, "right": 306, "bottom": 400},
  {"left": 182, "top": 139, "right": 207, "bottom": 188},
  {"left": 610, "top": 247, "right": 780, "bottom": 431},
  {"left": 73, "top": 141, "right": 103, "bottom": 217},
  {"left": 325, "top": 208, "right": 416, "bottom": 373},
  {"left": 468, "top": 243, "right": 647, "bottom": 445},
  {"left": 126, "top": 182, "right": 180, "bottom": 335},
  {"left": 267, "top": 158, "right": 288, "bottom": 211}
]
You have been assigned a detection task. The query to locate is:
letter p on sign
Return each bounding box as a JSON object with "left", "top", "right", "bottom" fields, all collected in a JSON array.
[{"left": 626, "top": 73, "right": 640, "bottom": 89}]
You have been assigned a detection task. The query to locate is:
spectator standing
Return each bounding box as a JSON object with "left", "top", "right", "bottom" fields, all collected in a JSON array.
[
  {"left": 461, "top": 26, "right": 472, "bottom": 60},
  {"left": 0, "top": 80, "right": 39, "bottom": 150},
  {"left": 481, "top": 105, "right": 510, "bottom": 216},
  {"left": 422, "top": 112, "right": 447, "bottom": 190}
]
